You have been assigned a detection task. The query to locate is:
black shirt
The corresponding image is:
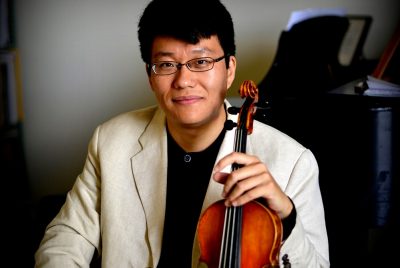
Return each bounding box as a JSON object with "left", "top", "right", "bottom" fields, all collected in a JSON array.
[{"left": 157, "top": 129, "right": 226, "bottom": 268}]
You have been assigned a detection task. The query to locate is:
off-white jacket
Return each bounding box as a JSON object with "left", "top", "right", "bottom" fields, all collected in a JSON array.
[{"left": 35, "top": 101, "right": 329, "bottom": 267}]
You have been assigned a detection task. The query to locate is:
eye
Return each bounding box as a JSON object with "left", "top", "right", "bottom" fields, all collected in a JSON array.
[
  {"left": 194, "top": 58, "right": 212, "bottom": 66},
  {"left": 158, "top": 62, "right": 176, "bottom": 69},
  {"left": 190, "top": 58, "right": 213, "bottom": 70}
]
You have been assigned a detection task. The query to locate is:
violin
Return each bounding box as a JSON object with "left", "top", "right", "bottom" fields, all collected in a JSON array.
[{"left": 197, "top": 80, "right": 283, "bottom": 268}]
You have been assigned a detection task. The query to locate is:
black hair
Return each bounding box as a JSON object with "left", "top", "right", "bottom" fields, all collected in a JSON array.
[{"left": 137, "top": 0, "right": 236, "bottom": 65}]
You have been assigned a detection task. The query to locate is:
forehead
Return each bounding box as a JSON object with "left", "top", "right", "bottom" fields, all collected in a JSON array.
[{"left": 151, "top": 35, "right": 223, "bottom": 59}]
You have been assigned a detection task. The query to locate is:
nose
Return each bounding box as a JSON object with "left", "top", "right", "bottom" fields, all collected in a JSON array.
[{"left": 173, "top": 64, "right": 195, "bottom": 89}]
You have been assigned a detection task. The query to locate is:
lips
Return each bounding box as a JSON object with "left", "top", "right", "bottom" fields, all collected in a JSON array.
[{"left": 172, "top": 95, "right": 203, "bottom": 104}]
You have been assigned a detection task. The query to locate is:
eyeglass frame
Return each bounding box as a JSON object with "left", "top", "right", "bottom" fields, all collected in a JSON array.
[{"left": 148, "top": 55, "right": 228, "bottom": 75}]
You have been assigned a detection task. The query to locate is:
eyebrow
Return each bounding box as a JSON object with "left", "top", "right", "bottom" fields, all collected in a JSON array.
[
  {"left": 153, "top": 51, "right": 173, "bottom": 58},
  {"left": 153, "top": 48, "right": 214, "bottom": 60}
]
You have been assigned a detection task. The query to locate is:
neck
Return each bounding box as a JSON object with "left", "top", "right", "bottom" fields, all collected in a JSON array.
[{"left": 167, "top": 106, "right": 226, "bottom": 152}]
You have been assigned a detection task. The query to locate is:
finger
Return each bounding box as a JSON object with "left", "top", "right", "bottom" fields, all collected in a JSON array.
[
  {"left": 222, "top": 161, "right": 266, "bottom": 197},
  {"left": 213, "top": 171, "right": 229, "bottom": 184},
  {"left": 226, "top": 183, "right": 265, "bottom": 207},
  {"left": 225, "top": 172, "right": 265, "bottom": 205},
  {"left": 213, "top": 152, "right": 258, "bottom": 173}
]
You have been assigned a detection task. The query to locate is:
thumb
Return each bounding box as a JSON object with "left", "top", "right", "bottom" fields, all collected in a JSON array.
[{"left": 213, "top": 171, "right": 229, "bottom": 184}]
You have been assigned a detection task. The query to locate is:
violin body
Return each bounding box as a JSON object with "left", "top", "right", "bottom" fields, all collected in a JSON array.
[{"left": 198, "top": 200, "right": 282, "bottom": 268}]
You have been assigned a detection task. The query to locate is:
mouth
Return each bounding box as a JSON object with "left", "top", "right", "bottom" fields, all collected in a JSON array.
[{"left": 172, "top": 95, "right": 203, "bottom": 104}]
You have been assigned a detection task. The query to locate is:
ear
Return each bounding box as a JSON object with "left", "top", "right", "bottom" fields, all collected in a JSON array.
[
  {"left": 146, "top": 64, "right": 154, "bottom": 90},
  {"left": 226, "top": 55, "right": 237, "bottom": 90},
  {"left": 145, "top": 64, "right": 152, "bottom": 77}
]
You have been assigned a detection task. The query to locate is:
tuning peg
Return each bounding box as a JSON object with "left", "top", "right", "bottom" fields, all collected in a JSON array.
[
  {"left": 224, "top": 120, "right": 237, "bottom": 130},
  {"left": 227, "top": 106, "right": 240, "bottom": 115}
]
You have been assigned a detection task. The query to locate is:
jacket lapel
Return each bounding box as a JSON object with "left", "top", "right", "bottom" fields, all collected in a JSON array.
[{"left": 130, "top": 108, "right": 168, "bottom": 264}]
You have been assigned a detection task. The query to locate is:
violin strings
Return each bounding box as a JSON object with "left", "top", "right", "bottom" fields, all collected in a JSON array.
[{"left": 218, "top": 125, "right": 246, "bottom": 268}]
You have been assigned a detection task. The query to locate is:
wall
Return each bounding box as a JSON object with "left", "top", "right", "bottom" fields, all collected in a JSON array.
[{"left": 15, "top": 0, "right": 400, "bottom": 202}]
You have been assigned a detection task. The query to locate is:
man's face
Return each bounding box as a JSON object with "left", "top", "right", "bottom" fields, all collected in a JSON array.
[{"left": 148, "top": 35, "right": 236, "bottom": 130}]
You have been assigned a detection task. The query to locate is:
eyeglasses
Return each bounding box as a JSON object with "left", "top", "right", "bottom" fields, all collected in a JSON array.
[{"left": 150, "top": 55, "right": 226, "bottom": 75}]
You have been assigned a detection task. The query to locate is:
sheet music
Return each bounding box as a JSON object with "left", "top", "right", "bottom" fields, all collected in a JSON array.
[
  {"left": 363, "top": 75, "right": 400, "bottom": 97},
  {"left": 286, "top": 8, "right": 346, "bottom": 31}
]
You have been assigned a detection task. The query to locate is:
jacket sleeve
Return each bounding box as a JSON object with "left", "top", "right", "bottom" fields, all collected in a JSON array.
[
  {"left": 279, "top": 149, "right": 330, "bottom": 268},
  {"left": 34, "top": 126, "right": 102, "bottom": 267}
]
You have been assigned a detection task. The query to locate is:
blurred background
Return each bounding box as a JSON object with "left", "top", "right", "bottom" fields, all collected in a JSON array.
[{"left": 1, "top": 0, "right": 399, "bottom": 266}]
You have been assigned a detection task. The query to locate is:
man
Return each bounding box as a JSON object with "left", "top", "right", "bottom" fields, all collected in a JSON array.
[{"left": 35, "top": 0, "right": 329, "bottom": 267}]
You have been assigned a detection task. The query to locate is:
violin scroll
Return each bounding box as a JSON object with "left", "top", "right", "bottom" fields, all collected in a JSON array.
[
  {"left": 239, "top": 80, "right": 259, "bottom": 101},
  {"left": 237, "top": 80, "right": 259, "bottom": 135}
]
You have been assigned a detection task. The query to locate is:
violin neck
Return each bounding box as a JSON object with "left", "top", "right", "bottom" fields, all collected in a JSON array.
[
  {"left": 217, "top": 122, "right": 248, "bottom": 267},
  {"left": 234, "top": 125, "right": 247, "bottom": 155}
]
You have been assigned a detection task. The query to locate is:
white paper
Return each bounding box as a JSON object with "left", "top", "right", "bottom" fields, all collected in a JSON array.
[
  {"left": 286, "top": 8, "right": 346, "bottom": 31},
  {"left": 364, "top": 75, "right": 400, "bottom": 97}
]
